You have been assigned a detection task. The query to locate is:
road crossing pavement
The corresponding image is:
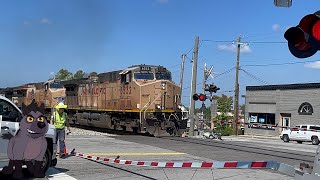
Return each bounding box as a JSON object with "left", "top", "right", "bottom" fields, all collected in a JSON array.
[
  {"left": 43, "top": 135, "right": 293, "bottom": 180},
  {"left": 1, "top": 134, "right": 297, "bottom": 179}
]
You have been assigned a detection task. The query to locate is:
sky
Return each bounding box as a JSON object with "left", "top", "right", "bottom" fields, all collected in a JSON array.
[{"left": 1, "top": 0, "right": 320, "bottom": 107}]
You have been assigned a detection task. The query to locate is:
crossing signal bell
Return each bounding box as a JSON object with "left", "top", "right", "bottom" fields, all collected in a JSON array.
[
  {"left": 192, "top": 94, "right": 206, "bottom": 101},
  {"left": 284, "top": 11, "right": 320, "bottom": 58}
]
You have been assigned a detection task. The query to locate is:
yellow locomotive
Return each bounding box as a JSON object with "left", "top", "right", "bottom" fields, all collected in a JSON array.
[
  {"left": 62, "top": 64, "right": 187, "bottom": 136},
  {"left": 0, "top": 64, "right": 187, "bottom": 136},
  {"left": 0, "top": 80, "right": 65, "bottom": 115}
]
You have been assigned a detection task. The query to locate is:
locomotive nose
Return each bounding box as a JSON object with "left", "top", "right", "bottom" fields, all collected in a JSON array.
[{"left": 37, "top": 122, "right": 46, "bottom": 129}]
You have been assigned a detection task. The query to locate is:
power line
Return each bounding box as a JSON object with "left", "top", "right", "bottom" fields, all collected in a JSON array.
[
  {"left": 240, "top": 68, "right": 269, "bottom": 85},
  {"left": 201, "top": 40, "right": 286, "bottom": 44},
  {"left": 242, "top": 59, "right": 320, "bottom": 67},
  {"left": 214, "top": 67, "right": 236, "bottom": 78},
  {"left": 246, "top": 41, "right": 286, "bottom": 44}
]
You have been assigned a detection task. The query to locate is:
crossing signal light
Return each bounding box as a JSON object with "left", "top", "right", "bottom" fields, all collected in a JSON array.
[
  {"left": 205, "top": 84, "right": 220, "bottom": 93},
  {"left": 284, "top": 11, "right": 320, "bottom": 59},
  {"left": 192, "top": 94, "right": 206, "bottom": 101}
]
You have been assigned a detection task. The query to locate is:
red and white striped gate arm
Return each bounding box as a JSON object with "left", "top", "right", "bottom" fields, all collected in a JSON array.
[{"left": 72, "top": 152, "right": 276, "bottom": 169}]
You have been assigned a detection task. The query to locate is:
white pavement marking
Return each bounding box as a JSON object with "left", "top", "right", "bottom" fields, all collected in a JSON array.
[{"left": 46, "top": 167, "right": 77, "bottom": 180}]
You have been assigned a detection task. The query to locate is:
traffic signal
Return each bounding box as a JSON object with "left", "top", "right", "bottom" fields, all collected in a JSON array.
[
  {"left": 205, "top": 84, "right": 220, "bottom": 93},
  {"left": 192, "top": 94, "right": 206, "bottom": 101},
  {"left": 284, "top": 11, "right": 320, "bottom": 58}
]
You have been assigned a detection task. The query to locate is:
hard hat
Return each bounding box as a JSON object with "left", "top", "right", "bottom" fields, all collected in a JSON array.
[{"left": 56, "top": 102, "right": 67, "bottom": 109}]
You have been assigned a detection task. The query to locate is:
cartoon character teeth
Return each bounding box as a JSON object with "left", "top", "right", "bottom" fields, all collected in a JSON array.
[{"left": 2, "top": 100, "right": 49, "bottom": 179}]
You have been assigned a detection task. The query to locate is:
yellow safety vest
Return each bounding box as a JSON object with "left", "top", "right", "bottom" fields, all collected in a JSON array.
[{"left": 54, "top": 112, "right": 67, "bottom": 129}]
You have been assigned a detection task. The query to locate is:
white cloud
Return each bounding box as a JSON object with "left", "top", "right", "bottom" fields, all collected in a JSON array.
[
  {"left": 157, "top": 0, "right": 168, "bottom": 4},
  {"left": 40, "top": 18, "right": 51, "bottom": 25},
  {"left": 304, "top": 61, "right": 320, "bottom": 69},
  {"left": 50, "top": 72, "right": 55, "bottom": 75},
  {"left": 217, "top": 44, "right": 252, "bottom": 53},
  {"left": 272, "top": 24, "right": 281, "bottom": 32}
]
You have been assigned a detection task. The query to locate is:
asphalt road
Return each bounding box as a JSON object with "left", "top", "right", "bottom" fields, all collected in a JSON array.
[
  {"left": 112, "top": 135, "right": 316, "bottom": 166},
  {"left": 2, "top": 133, "right": 310, "bottom": 180}
]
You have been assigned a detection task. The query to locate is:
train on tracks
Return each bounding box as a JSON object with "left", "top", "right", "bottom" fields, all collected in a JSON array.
[{"left": 0, "top": 64, "right": 188, "bottom": 136}]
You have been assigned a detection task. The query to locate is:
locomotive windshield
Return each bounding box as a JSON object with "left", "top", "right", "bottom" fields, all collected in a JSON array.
[
  {"left": 134, "top": 73, "right": 154, "bottom": 80},
  {"left": 50, "top": 82, "right": 64, "bottom": 89},
  {"left": 155, "top": 73, "right": 172, "bottom": 80}
]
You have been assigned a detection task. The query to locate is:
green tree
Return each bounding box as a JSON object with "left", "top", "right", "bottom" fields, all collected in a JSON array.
[
  {"left": 89, "top": 72, "right": 98, "bottom": 76},
  {"left": 55, "top": 69, "right": 73, "bottom": 80},
  {"left": 195, "top": 106, "right": 211, "bottom": 120},
  {"left": 215, "top": 94, "right": 233, "bottom": 126},
  {"left": 211, "top": 94, "right": 234, "bottom": 135},
  {"left": 73, "top": 70, "right": 86, "bottom": 79}
]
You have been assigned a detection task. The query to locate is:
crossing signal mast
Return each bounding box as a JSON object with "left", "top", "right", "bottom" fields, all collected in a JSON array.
[{"left": 284, "top": 11, "right": 320, "bottom": 58}]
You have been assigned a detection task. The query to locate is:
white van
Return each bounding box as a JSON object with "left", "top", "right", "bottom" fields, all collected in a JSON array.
[{"left": 0, "top": 95, "right": 57, "bottom": 173}]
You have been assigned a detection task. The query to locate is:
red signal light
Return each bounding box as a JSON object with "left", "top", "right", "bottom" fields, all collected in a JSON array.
[
  {"left": 199, "top": 94, "right": 206, "bottom": 101},
  {"left": 312, "top": 20, "right": 320, "bottom": 41},
  {"left": 284, "top": 11, "right": 320, "bottom": 59}
]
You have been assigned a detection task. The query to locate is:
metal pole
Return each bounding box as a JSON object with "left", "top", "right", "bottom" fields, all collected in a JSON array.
[
  {"left": 189, "top": 36, "right": 199, "bottom": 136},
  {"left": 179, "top": 54, "right": 185, "bottom": 103},
  {"left": 200, "top": 64, "right": 207, "bottom": 131},
  {"left": 233, "top": 35, "right": 241, "bottom": 136}
]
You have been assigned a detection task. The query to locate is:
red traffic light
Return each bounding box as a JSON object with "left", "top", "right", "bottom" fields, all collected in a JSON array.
[
  {"left": 192, "top": 93, "right": 206, "bottom": 101},
  {"left": 199, "top": 94, "right": 206, "bottom": 101},
  {"left": 284, "top": 11, "right": 320, "bottom": 59}
]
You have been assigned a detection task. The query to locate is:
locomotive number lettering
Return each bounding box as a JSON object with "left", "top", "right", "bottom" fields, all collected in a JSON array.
[
  {"left": 121, "top": 85, "right": 131, "bottom": 95},
  {"left": 93, "top": 87, "right": 100, "bottom": 95},
  {"left": 141, "top": 66, "right": 150, "bottom": 71}
]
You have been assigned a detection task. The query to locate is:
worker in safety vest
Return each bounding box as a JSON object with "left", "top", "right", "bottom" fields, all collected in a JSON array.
[{"left": 50, "top": 102, "right": 71, "bottom": 158}]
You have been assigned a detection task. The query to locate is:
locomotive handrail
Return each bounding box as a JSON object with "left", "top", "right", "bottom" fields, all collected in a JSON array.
[
  {"left": 143, "top": 93, "right": 163, "bottom": 119},
  {"left": 139, "top": 94, "right": 151, "bottom": 127}
]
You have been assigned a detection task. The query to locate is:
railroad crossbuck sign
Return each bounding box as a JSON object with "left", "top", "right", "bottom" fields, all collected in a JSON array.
[{"left": 284, "top": 10, "right": 320, "bottom": 58}]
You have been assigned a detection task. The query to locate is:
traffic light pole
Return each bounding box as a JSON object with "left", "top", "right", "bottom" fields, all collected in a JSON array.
[
  {"left": 189, "top": 36, "right": 199, "bottom": 136},
  {"left": 233, "top": 35, "right": 241, "bottom": 136}
]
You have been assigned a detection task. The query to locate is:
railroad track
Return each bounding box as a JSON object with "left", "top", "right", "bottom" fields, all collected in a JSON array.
[
  {"left": 70, "top": 123, "right": 315, "bottom": 164},
  {"left": 160, "top": 136, "right": 315, "bottom": 163}
]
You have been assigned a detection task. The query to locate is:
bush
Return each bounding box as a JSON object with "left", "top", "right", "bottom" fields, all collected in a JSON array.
[{"left": 213, "top": 126, "right": 234, "bottom": 136}]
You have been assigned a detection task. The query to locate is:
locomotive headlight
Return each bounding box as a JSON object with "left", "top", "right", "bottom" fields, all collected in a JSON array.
[{"left": 161, "top": 82, "right": 166, "bottom": 90}]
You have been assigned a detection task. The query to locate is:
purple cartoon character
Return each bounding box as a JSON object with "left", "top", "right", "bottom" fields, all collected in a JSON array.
[{"left": 2, "top": 100, "right": 48, "bottom": 179}]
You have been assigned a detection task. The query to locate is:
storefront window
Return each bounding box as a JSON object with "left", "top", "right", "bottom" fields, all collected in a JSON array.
[{"left": 249, "top": 113, "right": 275, "bottom": 125}]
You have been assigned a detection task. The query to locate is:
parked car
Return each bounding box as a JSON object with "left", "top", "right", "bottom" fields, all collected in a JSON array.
[
  {"left": 280, "top": 124, "right": 320, "bottom": 145},
  {"left": 0, "top": 95, "right": 57, "bottom": 173}
]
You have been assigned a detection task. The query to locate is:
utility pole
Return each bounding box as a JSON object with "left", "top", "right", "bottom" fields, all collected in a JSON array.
[
  {"left": 233, "top": 35, "right": 241, "bottom": 136},
  {"left": 179, "top": 54, "right": 186, "bottom": 102},
  {"left": 189, "top": 36, "right": 199, "bottom": 136}
]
